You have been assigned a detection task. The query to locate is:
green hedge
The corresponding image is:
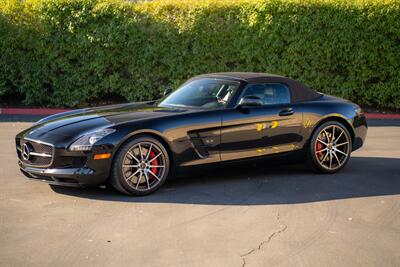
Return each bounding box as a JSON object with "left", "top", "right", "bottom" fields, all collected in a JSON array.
[{"left": 1, "top": 0, "right": 399, "bottom": 108}]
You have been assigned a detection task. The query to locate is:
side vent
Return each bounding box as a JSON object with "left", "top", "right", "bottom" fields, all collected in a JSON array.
[{"left": 188, "top": 133, "right": 210, "bottom": 158}]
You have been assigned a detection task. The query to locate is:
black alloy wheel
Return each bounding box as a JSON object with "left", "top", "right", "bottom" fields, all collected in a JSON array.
[
  {"left": 308, "top": 121, "right": 352, "bottom": 173},
  {"left": 111, "top": 136, "right": 170, "bottom": 195}
]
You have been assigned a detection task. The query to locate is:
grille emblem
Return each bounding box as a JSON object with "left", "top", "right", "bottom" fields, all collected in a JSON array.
[{"left": 22, "top": 143, "right": 32, "bottom": 160}]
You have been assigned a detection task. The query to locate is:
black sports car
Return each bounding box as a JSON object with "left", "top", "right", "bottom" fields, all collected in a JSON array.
[{"left": 16, "top": 72, "right": 367, "bottom": 195}]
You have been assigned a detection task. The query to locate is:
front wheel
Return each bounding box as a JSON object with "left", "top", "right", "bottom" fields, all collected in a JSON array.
[
  {"left": 308, "top": 121, "right": 352, "bottom": 173},
  {"left": 111, "top": 136, "right": 170, "bottom": 195}
]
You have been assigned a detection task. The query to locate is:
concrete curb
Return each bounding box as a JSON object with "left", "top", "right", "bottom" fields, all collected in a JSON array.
[
  {"left": 364, "top": 113, "right": 400, "bottom": 119},
  {"left": 1, "top": 107, "right": 400, "bottom": 119}
]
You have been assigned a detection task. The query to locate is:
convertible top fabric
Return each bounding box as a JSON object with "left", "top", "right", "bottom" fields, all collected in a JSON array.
[{"left": 192, "top": 72, "right": 322, "bottom": 103}]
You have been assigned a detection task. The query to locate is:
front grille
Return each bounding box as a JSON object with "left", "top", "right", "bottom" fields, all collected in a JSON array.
[{"left": 16, "top": 138, "right": 54, "bottom": 167}]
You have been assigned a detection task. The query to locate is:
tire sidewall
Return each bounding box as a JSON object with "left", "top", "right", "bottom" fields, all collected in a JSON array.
[
  {"left": 309, "top": 121, "right": 352, "bottom": 173},
  {"left": 112, "top": 136, "right": 170, "bottom": 195}
]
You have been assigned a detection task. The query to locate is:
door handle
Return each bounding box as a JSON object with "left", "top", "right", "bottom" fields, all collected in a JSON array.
[{"left": 279, "top": 107, "right": 294, "bottom": 116}]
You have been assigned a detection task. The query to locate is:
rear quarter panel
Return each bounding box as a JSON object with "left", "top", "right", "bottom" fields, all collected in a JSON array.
[{"left": 295, "top": 96, "right": 367, "bottom": 151}]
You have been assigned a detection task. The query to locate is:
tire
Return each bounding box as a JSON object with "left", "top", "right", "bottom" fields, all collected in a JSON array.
[
  {"left": 111, "top": 136, "right": 170, "bottom": 196},
  {"left": 307, "top": 121, "right": 352, "bottom": 174}
]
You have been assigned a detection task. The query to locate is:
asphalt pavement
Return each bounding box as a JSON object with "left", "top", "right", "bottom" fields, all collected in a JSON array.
[{"left": 0, "top": 120, "right": 399, "bottom": 267}]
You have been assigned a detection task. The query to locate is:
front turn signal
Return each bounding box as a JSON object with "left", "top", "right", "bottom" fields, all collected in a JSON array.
[{"left": 93, "top": 153, "right": 111, "bottom": 160}]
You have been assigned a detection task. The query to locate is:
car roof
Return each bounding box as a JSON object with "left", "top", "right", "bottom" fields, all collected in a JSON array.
[
  {"left": 192, "top": 72, "right": 284, "bottom": 82},
  {"left": 189, "top": 72, "right": 322, "bottom": 103}
]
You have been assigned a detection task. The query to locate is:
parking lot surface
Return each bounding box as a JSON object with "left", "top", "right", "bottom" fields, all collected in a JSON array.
[{"left": 0, "top": 122, "right": 399, "bottom": 267}]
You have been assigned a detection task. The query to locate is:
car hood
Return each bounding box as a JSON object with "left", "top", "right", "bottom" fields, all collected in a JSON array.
[{"left": 19, "top": 102, "right": 188, "bottom": 141}]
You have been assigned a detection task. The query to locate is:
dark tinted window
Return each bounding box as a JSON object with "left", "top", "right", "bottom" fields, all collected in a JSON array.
[
  {"left": 239, "top": 83, "right": 291, "bottom": 105},
  {"left": 159, "top": 79, "right": 240, "bottom": 109}
]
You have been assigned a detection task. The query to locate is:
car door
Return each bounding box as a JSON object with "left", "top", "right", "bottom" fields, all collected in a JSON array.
[
  {"left": 160, "top": 78, "right": 242, "bottom": 167},
  {"left": 220, "top": 83, "right": 303, "bottom": 161}
]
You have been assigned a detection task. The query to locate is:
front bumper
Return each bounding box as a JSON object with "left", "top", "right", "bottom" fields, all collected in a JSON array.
[
  {"left": 16, "top": 122, "right": 119, "bottom": 187},
  {"left": 19, "top": 161, "right": 109, "bottom": 186}
]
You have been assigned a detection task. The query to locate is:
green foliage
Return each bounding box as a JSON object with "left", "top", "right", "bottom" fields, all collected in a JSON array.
[{"left": 0, "top": 0, "right": 399, "bottom": 108}]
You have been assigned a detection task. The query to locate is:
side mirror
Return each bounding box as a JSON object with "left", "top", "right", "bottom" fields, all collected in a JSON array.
[
  {"left": 163, "top": 87, "right": 173, "bottom": 97},
  {"left": 237, "top": 95, "right": 263, "bottom": 107}
]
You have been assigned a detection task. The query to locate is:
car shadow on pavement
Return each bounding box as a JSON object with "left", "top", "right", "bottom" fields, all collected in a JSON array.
[{"left": 50, "top": 156, "right": 400, "bottom": 205}]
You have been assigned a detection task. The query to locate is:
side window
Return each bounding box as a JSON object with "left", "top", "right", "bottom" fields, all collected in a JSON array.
[{"left": 240, "top": 83, "right": 291, "bottom": 105}]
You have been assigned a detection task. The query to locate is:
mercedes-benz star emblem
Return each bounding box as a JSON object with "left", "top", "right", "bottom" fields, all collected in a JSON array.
[{"left": 22, "top": 143, "right": 31, "bottom": 161}]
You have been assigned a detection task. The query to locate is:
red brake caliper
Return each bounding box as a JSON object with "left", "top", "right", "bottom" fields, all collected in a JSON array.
[
  {"left": 149, "top": 149, "right": 159, "bottom": 180},
  {"left": 316, "top": 141, "right": 323, "bottom": 160}
]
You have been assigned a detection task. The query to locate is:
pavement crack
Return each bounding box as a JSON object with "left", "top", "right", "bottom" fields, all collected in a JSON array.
[{"left": 240, "top": 213, "right": 287, "bottom": 267}]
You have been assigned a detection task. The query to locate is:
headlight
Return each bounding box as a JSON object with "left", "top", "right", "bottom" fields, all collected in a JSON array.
[{"left": 69, "top": 128, "right": 116, "bottom": 151}]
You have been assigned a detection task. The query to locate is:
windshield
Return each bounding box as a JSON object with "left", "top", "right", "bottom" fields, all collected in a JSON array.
[{"left": 159, "top": 78, "right": 240, "bottom": 109}]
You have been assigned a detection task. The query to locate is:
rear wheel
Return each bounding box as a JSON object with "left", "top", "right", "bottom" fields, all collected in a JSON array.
[
  {"left": 111, "top": 136, "right": 170, "bottom": 195},
  {"left": 308, "top": 121, "right": 352, "bottom": 173}
]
